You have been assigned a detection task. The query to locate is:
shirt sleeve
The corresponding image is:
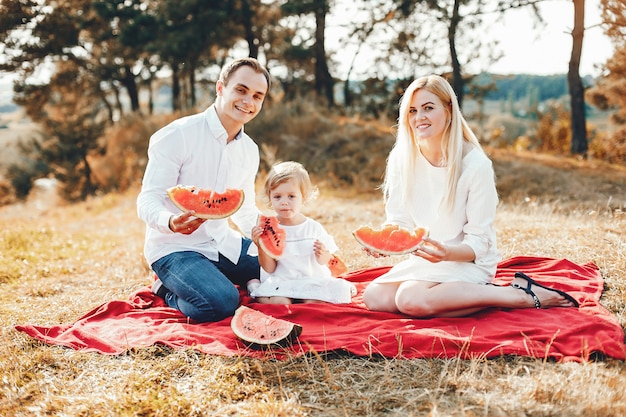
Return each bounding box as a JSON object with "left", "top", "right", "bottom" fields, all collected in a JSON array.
[
  {"left": 136, "top": 125, "right": 182, "bottom": 234},
  {"left": 384, "top": 150, "right": 414, "bottom": 229},
  {"left": 462, "top": 158, "right": 498, "bottom": 260}
]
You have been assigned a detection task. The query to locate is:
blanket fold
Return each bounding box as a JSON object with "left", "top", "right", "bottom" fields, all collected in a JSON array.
[{"left": 15, "top": 256, "right": 626, "bottom": 362}]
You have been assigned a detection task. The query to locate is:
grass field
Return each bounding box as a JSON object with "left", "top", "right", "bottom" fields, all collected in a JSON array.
[{"left": 1, "top": 146, "right": 625, "bottom": 416}]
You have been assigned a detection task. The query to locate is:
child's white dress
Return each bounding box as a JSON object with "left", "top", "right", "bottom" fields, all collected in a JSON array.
[{"left": 251, "top": 218, "right": 356, "bottom": 303}]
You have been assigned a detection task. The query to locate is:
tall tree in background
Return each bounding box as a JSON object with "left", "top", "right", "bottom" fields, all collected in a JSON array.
[
  {"left": 153, "top": 0, "right": 235, "bottom": 111},
  {"left": 568, "top": 0, "right": 588, "bottom": 155},
  {"left": 282, "top": 0, "right": 335, "bottom": 106},
  {"left": 392, "top": 0, "right": 494, "bottom": 108}
]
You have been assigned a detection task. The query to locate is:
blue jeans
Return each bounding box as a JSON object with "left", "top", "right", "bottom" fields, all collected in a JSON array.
[{"left": 151, "top": 238, "right": 259, "bottom": 322}]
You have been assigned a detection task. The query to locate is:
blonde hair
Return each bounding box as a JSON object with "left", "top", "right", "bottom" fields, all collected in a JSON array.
[
  {"left": 264, "top": 161, "right": 319, "bottom": 204},
  {"left": 383, "top": 75, "right": 483, "bottom": 211}
]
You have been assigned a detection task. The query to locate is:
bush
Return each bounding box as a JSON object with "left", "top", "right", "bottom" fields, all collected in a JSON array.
[
  {"left": 588, "top": 127, "right": 626, "bottom": 164},
  {"left": 483, "top": 114, "right": 530, "bottom": 148},
  {"left": 88, "top": 113, "right": 178, "bottom": 192},
  {"left": 246, "top": 98, "right": 395, "bottom": 191}
]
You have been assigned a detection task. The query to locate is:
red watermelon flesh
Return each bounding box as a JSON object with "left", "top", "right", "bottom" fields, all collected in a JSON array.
[
  {"left": 353, "top": 224, "right": 429, "bottom": 255},
  {"left": 328, "top": 254, "right": 348, "bottom": 277},
  {"left": 231, "top": 305, "right": 302, "bottom": 348},
  {"left": 257, "top": 215, "right": 286, "bottom": 259},
  {"left": 167, "top": 185, "right": 244, "bottom": 220}
]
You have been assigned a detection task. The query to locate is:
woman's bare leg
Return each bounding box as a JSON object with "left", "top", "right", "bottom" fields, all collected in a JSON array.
[
  {"left": 362, "top": 282, "right": 402, "bottom": 313},
  {"left": 392, "top": 275, "right": 576, "bottom": 318}
]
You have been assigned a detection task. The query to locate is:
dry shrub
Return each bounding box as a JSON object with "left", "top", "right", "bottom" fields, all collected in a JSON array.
[
  {"left": 588, "top": 126, "right": 626, "bottom": 164},
  {"left": 484, "top": 114, "right": 530, "bottom": 148},
  {"left": 534, "top": 104, "right": 571, "bottom": 153},
  {"left": 88, "top": 113, "right": 178, "bottom": 192},
  {"left": 247, "top": 99, "right": 395, "bottom": 191},
  {"left": 0, "top": 179, "right": 16, "bottom": 206}
]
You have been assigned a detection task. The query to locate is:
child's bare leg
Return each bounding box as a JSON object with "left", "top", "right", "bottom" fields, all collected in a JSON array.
[
  {"left": 301, "top": 299, "right": 328, "bottom": 304},
  {"left": 255, "top": 296, "right": 292, "bottom": 304}
]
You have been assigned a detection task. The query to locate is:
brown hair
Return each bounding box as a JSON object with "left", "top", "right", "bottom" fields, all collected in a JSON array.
[{"left": 218, "top": 57, "right": 271, "bottom": 91}]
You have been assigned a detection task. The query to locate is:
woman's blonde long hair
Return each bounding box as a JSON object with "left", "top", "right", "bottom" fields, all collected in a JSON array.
[{"left": 382, "top": 75, "right": 483, "bottom": 212}]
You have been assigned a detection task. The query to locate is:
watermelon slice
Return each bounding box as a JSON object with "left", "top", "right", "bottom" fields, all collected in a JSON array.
[
  {"left": 166, "top": 185, "right": 244, "bottom": 220},
  {"left": 257, "top": 215, "right": 286, "bottom": 259},
  {"left": 231, "top": 305, "right": 302, "bottom": 348},
  {"left": 328, "top": 254, "right": 348, "bottom": 277},
  {"left": 353, "top": 224, "right": 429, "bottom": 255}
]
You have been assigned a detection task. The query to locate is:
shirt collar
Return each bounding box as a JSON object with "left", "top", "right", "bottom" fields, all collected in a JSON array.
[{"left": 206, "top": 105, "right": 244, "bottom": 143}]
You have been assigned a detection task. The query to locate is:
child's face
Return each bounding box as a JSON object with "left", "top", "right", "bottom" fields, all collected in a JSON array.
[{"left": 269, "top": 179, "right": 304, "bottom": 224}]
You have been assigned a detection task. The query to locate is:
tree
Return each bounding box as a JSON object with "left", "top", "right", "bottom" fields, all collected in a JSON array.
[
  {"left": 150, "top": 0, "right": 235, "bottom": 111},
  {"left": 281, "top": 0, "right": 335, "bottom": 106},
  {"left": 13, "top": 61, "right": 107, "bottom": 200},
  {"left": 390, "top": 0, "right": 502, "bottom": 108},
  {"left": 568, "top": 0, "right": 587, "bottom": 155}
]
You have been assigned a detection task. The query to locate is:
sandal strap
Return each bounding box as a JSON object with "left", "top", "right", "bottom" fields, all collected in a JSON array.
[{"left": 511, "top": 282, "right": 541, "bottom": 309}]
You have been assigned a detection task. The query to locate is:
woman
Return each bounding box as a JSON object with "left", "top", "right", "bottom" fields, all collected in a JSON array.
[{"left": 362, "top": 75, "right": 578, "bottom": 317}]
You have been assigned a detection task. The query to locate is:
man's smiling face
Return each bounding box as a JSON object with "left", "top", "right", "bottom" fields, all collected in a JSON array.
[{"left": 215, "top": 65, "right": 268, "bottom": 131}]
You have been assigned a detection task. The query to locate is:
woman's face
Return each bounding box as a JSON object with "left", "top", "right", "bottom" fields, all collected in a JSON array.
[{"left": 408, "top": 89, "right": 449, "bottom": 143}]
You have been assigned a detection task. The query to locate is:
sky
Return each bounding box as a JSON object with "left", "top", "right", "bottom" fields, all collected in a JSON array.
[
  {"left": 327, "top": 0, "right": 614, "bottom": 79},
  {"left": 484, "top": 0, "right": 612, "bottom": 76}
]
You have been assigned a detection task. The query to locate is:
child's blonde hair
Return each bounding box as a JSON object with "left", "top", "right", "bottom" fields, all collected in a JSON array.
[{"left": 264, "top": 161, "right": 319, "bottom": 204}]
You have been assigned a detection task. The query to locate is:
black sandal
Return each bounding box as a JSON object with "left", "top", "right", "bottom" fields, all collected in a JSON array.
[{"left": 511, "top": 272, "right": 579, "bottom": 309}]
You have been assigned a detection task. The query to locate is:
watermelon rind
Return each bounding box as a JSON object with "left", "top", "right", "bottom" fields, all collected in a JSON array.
[
  {"left": 353, "top": 224, "right": 429, "bottom": 256},
  {"left": 231, "top": 305, "right": 302, "bottom": 349},
  {"left": 166, "top": 185, "right": 244, "bottom": 220},
  {"left": 257, "top": 215, "right": 285, "bottom": 259}
]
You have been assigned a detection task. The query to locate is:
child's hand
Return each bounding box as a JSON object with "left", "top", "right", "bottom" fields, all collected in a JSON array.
[
  {"left": 313, "top": 240, "right": 331, "bottom": 265},
  {"left": 251, "top": 225, "right": 263, "bottom": 245}
]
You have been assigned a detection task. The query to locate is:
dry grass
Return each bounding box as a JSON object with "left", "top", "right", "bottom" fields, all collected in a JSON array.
[{"left": 1, "top": 149, "right": 625, "bottom": 416}]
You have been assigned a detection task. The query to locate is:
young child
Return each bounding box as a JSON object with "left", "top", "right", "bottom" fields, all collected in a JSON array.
[{"left": 249, "top": 161, "right": 356, "bottom": 304}]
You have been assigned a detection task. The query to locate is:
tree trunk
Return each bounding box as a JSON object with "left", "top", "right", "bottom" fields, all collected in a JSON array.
[
  {"left": 241, "top": 0, "right": 259, "bottom": 58},
  {"left": 314, "top": 1, "right": 334, "bottom": 107},
  {"left": 171, "top": 62, "right": 180, "bottom": 112},
  {"left": 121, "top": 65, "right": 140, "bottom": 112},
  {"left": 568, "top": 0, "right": 587, "bottom": 155},
  {"left": 449, "top": 0, "right": 464, "bottom": 108},
  {"left": 189, "top": 62, "right": 196, "bottom": 109}
]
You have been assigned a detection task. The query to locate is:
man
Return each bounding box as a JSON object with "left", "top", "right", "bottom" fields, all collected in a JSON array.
[{"left": 137, "top": 57, "right": 270, "bottom": 322}]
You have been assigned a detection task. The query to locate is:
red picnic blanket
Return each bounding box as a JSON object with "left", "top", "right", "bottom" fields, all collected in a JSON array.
[{"left": 15, "top": 256, "right": 626, "bottom": 362}]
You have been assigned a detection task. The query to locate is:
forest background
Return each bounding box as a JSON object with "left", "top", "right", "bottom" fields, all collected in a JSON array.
[{"left": 0, "top": 0, "right": 625, "bottom": 204}]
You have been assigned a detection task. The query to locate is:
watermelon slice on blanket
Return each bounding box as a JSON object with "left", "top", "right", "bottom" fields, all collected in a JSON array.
[
  {"left": 353, "top": 224, "right": 429, "bottom": 255},
  {"left": 167, "top": 185, "right": 244, "bottom": 219},
  {"left": 231, "top": 305, "right": 302, "bottom": 348}
]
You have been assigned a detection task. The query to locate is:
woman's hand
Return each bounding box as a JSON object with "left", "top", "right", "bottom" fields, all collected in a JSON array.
[
  {"left": 169, "top": 211, "right": 206, "bottom": 235},
  {"left": 412, "top": 237, "right": 448, "bottom": 263}
]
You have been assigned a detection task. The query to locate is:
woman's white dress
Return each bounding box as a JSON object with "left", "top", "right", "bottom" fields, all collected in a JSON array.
[
  {"left": 251, "top": 218, "right": 356, "bottom": 303},
  {"left": 372, "top": 148, "right": 501, "bottom": 285}
]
